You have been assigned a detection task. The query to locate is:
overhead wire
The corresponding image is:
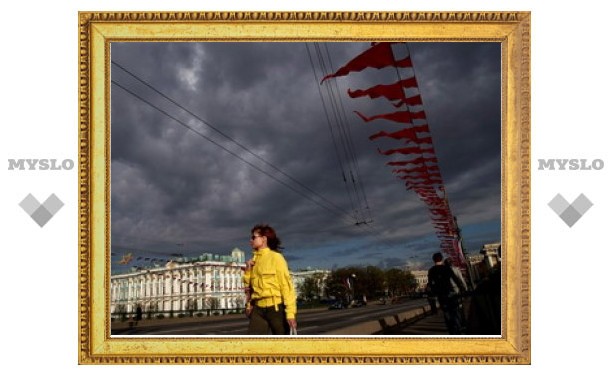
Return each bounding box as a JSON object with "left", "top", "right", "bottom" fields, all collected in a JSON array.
[
  {"left": 305, "top": 44, "right": 361, "bottom": 222},
  {"left": 315, "top": 43, "right": 362, "bottom": 221},
  {"left": 308, "top": 43, "right": 374, "bottom": 225},
  {"left": 111, "top": 78, "right": 357, "bottom": 225},
  {"left": 112, "top": 48, "right": 404, "bottom": 256},
  {"left": 112, "top": 61, "right": 356, "bottom": 223},
  {"left": 306, "top": 42, "right": 404, "bottom": 250},
  {"left": 322, "top": 43, "right": 373, "bottom": 223}
]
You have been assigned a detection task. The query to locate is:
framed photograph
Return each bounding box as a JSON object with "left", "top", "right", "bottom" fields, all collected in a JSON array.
[{"left": 79, "top": 11, "right": 530, "bottom": 364}]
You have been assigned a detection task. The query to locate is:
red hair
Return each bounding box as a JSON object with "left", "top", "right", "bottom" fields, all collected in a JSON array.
[{"left": 251, "top": 224, "right": 283, "bottom": 251}]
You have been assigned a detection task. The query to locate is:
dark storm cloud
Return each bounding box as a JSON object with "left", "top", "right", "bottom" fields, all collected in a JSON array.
[{"left": 110, "top": 42, "right": 501, "bottom": 272}]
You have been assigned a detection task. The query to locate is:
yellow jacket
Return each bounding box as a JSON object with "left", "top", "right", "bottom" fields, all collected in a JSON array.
[{"left": 243, "top": 247, "right": 297, "bottom": 320}]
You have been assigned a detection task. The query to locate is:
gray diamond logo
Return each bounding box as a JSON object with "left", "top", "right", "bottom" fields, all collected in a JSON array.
[
  {"left": 19, "top": 193, "right": 64, "bottom": 227},
  {"left": 548, "top": 193, "right": 592, "bottom": 227}
]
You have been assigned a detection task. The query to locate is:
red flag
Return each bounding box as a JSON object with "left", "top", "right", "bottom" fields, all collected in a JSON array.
[
  {"left": 414, "top": 136, "right": 433, "bottom": 145},
  {"left": 386, "top": 161, "right": 412, "bottom": 166},
  {"left": 393, "top": 165, "right": 431, "bottom": 174},
  {"left": 402, "top": 178, "right": 443, "bottom": 186},
  {"left": 431, "top": 214, "right": 452, "bottom": 221},
  {"left": 415, "top": 192, "right": 437, "bottom": 200},
  {"left": 377, "top": 146, "right": 424, "bottom": 156},
  {"left": 402, "top": 177, "right": 443, "bottom": 185},
  {"left": 394, "top": 56, "right": 413, "bottom": 68},
  {"left": 355, "top": 110, "right": 412, "bottom": 124},
  {"left": 321, "top": 43, "right": 411, "bottom": 82},
  {"left": 417, "top": 191, "right": 440, "bottom": 198},
  {"left": 409, "top": 173, "right": 442, "bottom": 181},
  {"left": 382, "top": 147, "right": 435, "bottom": 156},
  {"left": 411, "top": 124, "right": 431, "bottom": 134},
  {"left": 356, "top": 110, "right": 428, "bottom": 125},
  {"left": 348, "top": 77, "right": 418, "bottom": 101},
  {"left": 430, "top": 208, "right": 450, "bottom": 215},
  {"left": 406, "top": 183, "right": 442, "bottom": 190},
  {"left": 395, "top": 166, "right": 441, "bottom": 175},
  {"left": 386, "top": 155, "right": 437, "bottom": 166},
  {"left": 392, "top": 94, "right": 424, "bottom": 108},
  {"left": 434, "top": 224, "right": 452, "bottom": 229},
  {"left": 369, "top": 128, "right": 418, "bottom": 142},
  {"left": 410, "top": 110, "right": 427, "bottom": 119},
  {"left": 119, "top": 253, "right": 133, "bottom": 265}
]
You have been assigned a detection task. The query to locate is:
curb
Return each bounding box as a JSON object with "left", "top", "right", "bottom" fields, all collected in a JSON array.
[{"left": 322, "top": 305, "right": 433, "bottom": 335}]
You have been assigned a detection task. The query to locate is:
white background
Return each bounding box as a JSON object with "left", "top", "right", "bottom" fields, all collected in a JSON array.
[{"left": 1, "top": 0, "right": 609, "bottom": 375}]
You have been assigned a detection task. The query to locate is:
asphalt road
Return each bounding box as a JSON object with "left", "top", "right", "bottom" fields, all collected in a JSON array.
[{"left": 111, "top": 298, "right": 429, "bottom": 336}]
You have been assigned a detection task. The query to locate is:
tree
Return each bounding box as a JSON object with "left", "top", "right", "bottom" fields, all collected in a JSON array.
[
  {"left": 385, "top": 268, "right": 406, "bottom": 297},
  {"left": 324, "top": 267, "right": 352, "bottom": 301},
  {"left": 385, "top": 268, "right": 418, "bottom": 296},
  {"left": 361, "top": 266, "right": 385, "bottom": 299},
  {"left": 298, "top": 276, "right": 321, "bottom": 303},
  {"left": 404, "top": 270, "right": 418, "bottom": 293},
  {"left": 324, "top": 266, "right": 386, "bottom": 302}
]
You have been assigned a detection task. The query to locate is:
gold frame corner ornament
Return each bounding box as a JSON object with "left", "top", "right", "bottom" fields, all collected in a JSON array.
[{"left": 78, "top": 11, "right": 530, "bottom": 365}]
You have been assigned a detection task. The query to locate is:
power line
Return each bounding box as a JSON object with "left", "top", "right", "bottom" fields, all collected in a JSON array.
[
  {"left": 322, "top": 43, "right": 373, "bottom": 222},
  {"left": 315, "top": 43, "right": 361, "bottom": 218},
  {"left": 111, "top": 79, "right": 357, "bottom": 225},
  {"left": 112, "top": 60, "right": 355, "bottom": 222},
  {"left": 304, "top": 44, "right": 361, "bottom": 222},
  {"left": 306, "top": 43, "right": 373, "bottom": 224}
]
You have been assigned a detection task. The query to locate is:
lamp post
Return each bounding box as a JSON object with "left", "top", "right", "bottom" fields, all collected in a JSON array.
[{"left": 351, "top": 273, "right": 356, "bottom": 305}]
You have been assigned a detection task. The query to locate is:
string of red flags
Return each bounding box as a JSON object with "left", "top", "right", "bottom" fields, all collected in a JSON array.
[
  {"left": 118, "top": 252, "right": 133, "bottom": 265},
  {"left": 369, "top": 125, "right": 430, "bottom": 142},
  {"left": 320, "top": 42, "right": 413, "bottom": 82},
  {"left": 112, "top": 251, "right": 182, "bottom": 266},
  {"left": 347, "top": 77, "right": 418, "bottom": 101},
  {"left": 321, "top": 42, "right": 466, "bottom": 265},
  {"left": 111, "top": 250, "right": 244, "bottom": 283},
  {"left": 377, "top": 146, "right": 435, "bottom": 156}
]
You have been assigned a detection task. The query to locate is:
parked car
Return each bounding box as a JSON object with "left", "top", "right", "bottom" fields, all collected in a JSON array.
[
  {"left": 350, "top": 299, "right": 367, "bottom": 307},
  {"left": 328, "top": 301, "right": 347, "bottom": 310}
]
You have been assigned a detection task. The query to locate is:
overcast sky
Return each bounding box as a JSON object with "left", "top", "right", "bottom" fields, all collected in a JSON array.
[{"left": 110, "top": 42, "right": 501, "bottom": 274}]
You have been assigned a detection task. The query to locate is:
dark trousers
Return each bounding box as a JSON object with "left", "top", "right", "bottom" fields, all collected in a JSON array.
[
  {"left": 248, "top": 304, "right": 289, "bottom": 335},
  {"left": 438, "top": 294, "right": 464, "bottom": 335}
]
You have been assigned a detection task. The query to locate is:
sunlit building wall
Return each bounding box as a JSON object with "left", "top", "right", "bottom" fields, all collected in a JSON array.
[{"left": 110, "top": 249, "right": 247, "bottom": 319}]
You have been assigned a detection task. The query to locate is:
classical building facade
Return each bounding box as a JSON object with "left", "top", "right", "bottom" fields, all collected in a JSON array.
[
  {"left": 290, "top": 268, "right": 330, "bottom": 300},
  {"left": 110, "top": 249, "right": 333, "bottom": 319},
  {"left": 111, "top": 248, "right": 247, "bottom": 319},
  {"left": 411, "top": 270, "right": 429, "bottom": 291}
]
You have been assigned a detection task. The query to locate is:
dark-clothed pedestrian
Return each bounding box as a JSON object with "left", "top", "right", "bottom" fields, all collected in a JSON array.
[
  {"left": 428, "top": 252, "right": 467, "bottom": 335},
  {"left": 425, "top": 284, "right": 438, "bottom": 314},
  {"left": 243, "top": 224, "right": 297, "bottom": 335},
  {"left": 445, "top": 257, "right": 468, "bottom": 331},
  {"left": 135, "top": 305, "right": 143, "bottom": 322}
]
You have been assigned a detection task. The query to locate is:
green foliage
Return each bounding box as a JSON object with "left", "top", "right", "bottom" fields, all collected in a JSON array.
[
  {"left": 324, "top": 265, "right": 419, "bottom": 300},
  {"left": 298, "top": 275, "right": 324, "bottom": 302},
  {"left": 385, "top": 268, "right": 417, "bottom": 296}
]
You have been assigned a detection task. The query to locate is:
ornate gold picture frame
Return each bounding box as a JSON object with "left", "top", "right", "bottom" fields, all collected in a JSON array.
[{"left": 78, "top": 11, "right": 530, "bottom": 364}]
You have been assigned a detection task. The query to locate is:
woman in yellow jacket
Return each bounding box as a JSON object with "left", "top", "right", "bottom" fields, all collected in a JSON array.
[{"left": 243, "top": 224, "right": 297, "bottom": 335}]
